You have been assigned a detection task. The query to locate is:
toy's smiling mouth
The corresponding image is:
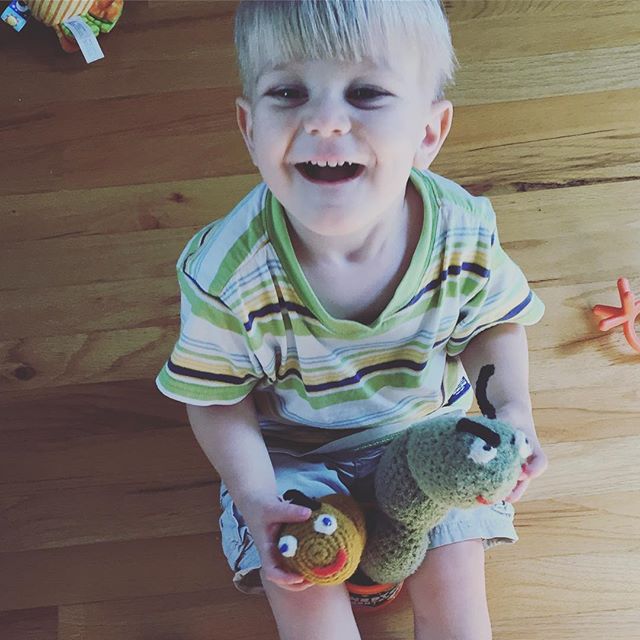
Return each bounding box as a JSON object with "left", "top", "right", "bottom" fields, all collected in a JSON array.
[{"left": 312, "top": 548, "right": 348, "bottom": 577}]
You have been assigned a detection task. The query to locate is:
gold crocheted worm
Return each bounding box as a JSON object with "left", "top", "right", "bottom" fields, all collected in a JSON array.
[{"left": 278, "top": 491, "right": 367, "bottom": 585}]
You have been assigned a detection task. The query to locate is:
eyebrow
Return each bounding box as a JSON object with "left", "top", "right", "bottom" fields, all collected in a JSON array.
[{"left": 455, "top": 418, "right": 501, "bottom": 448}]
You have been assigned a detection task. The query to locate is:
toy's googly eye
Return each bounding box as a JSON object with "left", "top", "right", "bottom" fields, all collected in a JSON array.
[
  {"left": 515, "top": 430, "right": 533, "bottom": 459},
  {"left": 468, "top": 438, "right": 498, "bottom": 464},
  {"left": 314, "top": 513, "right": 338, "bottom": 535},
  {"left": 278, "top": 535, "right": 298, "bottom": 557}
]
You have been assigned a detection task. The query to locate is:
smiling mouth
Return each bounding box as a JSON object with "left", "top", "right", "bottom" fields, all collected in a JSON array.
[
  {"left": 295, "top": 162, "right": 365, "bottom": 184},
  {"left": 312, "top": 548, "right": 349, "bottom": 577}
]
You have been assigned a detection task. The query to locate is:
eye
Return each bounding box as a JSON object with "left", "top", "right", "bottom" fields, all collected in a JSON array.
[
  {"left": 350, "top": 87, "right": 389, "bottom": 102},
  {"left": 515, "top": 430, "right": 533, "bottom": 459},
  {"left": 278, "top": 535, "right": 298, "bottom": 557},
  {"left": 314, "top": 513, "right": 338, "bottom": 535},
  {"left": 468, "top": 438, "right": 498, "bottom": 465},
  {"left": 266, "top": 87, "right": 306, "bottom": 101}
]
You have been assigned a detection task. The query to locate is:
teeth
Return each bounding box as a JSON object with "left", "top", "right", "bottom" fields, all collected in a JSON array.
[{"left": 307, "top": 160, "right": 352, "bottom": 168}]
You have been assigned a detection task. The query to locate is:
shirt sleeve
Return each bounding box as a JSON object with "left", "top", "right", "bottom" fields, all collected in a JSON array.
[
  {"left": 445, "top": 199, "right": 545, "bottom": 357},
  {"left": 156, "top": 268, "right": 264, "bottom": 406}
]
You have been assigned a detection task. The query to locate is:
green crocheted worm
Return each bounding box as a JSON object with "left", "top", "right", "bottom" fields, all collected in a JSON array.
[{"left": 359, "top": 414, "right": 532, "bottom": 584}]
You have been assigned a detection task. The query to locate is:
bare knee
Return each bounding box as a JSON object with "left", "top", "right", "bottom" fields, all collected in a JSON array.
[
  {"left": 406, "top": 540, "right": 492, "bottom": 640},
  {"left": 261, "top": 571, "right": 361, "bottom": 640}
]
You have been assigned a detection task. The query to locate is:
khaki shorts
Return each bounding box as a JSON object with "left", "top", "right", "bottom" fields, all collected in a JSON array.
[{"left": 219, "top": 443, "right": 517, "bottom": 594}]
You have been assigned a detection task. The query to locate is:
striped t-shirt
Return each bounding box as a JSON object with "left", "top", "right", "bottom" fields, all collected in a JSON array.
[{"left": 156, "top": 168, "right": 544, "bottom": 454}]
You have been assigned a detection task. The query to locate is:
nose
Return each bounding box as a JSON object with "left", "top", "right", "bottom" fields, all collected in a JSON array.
[{"left": 302, "top": 93, "right": 351, "bottom": 137}]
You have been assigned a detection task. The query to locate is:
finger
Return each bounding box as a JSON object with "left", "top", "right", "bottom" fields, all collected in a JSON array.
[
  {"left": 262, "top": 564, "right": 307, "bottom": 586},
  {"left": 505, "top": 478, "right": 530, "bottom": 503},
  {"left": 278, "top": 581, "right": 315, "bottom": 592},
  {"left": 273, "top": 501, "right": 312, "bottom": 523},
  {"left": 525, "top": 455, "right": 548, "bottom": 480}
]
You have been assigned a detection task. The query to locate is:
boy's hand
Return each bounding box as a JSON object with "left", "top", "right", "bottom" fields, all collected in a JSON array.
[
  {"left": 505, "top": 435, "right": 548, "bottom": 503},
  {"left": 243, "top": 494, "right": 314, "bottom": 591}
]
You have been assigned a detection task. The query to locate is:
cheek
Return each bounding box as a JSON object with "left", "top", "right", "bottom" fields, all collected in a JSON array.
[
  {"left": 365, "top": 113, "right": 424, "bottom": 159},
  {"left": 252, "top": 114, "right": 290, "bottom": 153}
]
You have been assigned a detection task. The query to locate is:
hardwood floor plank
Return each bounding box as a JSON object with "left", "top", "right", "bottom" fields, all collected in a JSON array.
[
  {"left": 0, "top": 227, "right": 192, "bottom": 290},
  {"left": 492, "top": 609, "right": 640, "bottom": 640},
  {"left": 517, "top": 436, "right": 640, "bottom": 502},
  {"left": 0, "top": 414, "right": 213, "bottom": 496},
  {"left": 450, "top": 5, "right": 640, "bottom": 58},
  {"left": 453, "top": 44, "right": 640, "bottom": 105},
  {"left": 0, "top": 534, "right": 227, "bottom": 612},
  {"left": 0, "top": 379, "right": 185, "bottom": 430},
  {"left": 1, "top": 87, "right": 244, "bottom": 196},
  {"left": 513, "top": 493, "right": 640, "bottom": 559},
  {"left": 0, "top": 326, "right": 176, "bottom": 393},
  {"left": 0, "top": 608, "right": 58, "bottom": 640},
  {"left": 1, "top": 174, "right": 260, "bottom": 244},
  {"left": 57, "top": 587, "right": 280, "bottom": 640},
  {"left": 446, "top": 0, "right": 639, "bottom": 22},
  {"left": 485, "top": 552, "right": 639, "bottom": 617},
  {"left": 440, "top": 89, "right": 640, "bottom": 190},
  {"left": 1, "top": 478, "right": 219, "bottom": 552},
  {"left": 0, "top": 277, "right": 179, "bottom": 341}
]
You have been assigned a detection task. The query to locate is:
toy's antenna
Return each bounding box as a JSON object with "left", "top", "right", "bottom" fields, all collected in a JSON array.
[
  {"left": 283, "top": 489, "right": 321, "bottom": 511},
  {"left": 476, "top": 365, "right": 497, "bottom": 419}
]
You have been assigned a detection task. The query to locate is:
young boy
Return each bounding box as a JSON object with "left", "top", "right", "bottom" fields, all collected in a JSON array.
[{"left": 156, "top": 1, "right": 548, "bottom": 638}]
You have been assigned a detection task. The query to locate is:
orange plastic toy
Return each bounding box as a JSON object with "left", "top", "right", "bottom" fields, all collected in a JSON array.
[{"left": 592, "top": 277, "right": 640, "bottom": 353}]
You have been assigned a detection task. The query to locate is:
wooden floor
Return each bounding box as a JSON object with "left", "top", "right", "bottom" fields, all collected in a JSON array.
[{"left": 1, "top": 1, "right": 639, "bottom": 638}]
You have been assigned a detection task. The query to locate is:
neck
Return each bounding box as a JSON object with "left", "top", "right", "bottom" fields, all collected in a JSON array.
[{"left": 286, "top": 182, "right": 420, "bottom": 268}]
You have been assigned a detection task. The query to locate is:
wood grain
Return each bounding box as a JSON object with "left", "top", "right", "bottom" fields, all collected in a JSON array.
[{"left": 1, "top": 1, "right": 639, "bottom": 639}]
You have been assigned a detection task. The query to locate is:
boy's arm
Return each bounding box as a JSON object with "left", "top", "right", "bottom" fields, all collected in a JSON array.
[
  {"left": 186, "top": 397, "right": 312, "bottom": 590},
  {"left": 459, "top": 323, "right": 548, "bottom": 502}
]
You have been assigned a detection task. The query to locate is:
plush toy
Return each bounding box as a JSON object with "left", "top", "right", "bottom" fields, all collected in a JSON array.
[
  {"left": 25, "top": 0, "right": 123, "bottom": 53},
  {"left": 277, "top": 490, "right": 367, "bottom": 585},
  {"left": 359, "top": 414, "right": 532, "bottom": 584},
  {"left": 277, "top": 368, "right": 534, "bottom": 589}
]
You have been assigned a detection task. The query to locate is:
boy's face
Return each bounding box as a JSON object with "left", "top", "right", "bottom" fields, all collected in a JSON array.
[{"left": 236, "top": 36, "right": 452, "bottom": 240}]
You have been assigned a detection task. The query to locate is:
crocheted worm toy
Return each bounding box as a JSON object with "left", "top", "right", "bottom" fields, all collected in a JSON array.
[
  {"left": 278, "top": 490, "right": 367, "bottom": 585},
  {"left": 359, "top": 414, "right": 532, "bottom": 585}
]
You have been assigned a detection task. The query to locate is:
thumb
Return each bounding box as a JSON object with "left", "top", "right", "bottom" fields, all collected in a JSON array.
[{"left": 275, "top": 498, "right": 312, "bottom": 523}]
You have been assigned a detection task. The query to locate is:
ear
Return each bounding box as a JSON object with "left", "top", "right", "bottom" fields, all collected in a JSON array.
[
  {"left": 413, "top": 99, "right": 453, "bottom": 171},
  {"left": 235, "top": 96, "right": 258, "bottom": 167},
  {"left": 283, "top": 489, "right": 321, "bottom": 511}
]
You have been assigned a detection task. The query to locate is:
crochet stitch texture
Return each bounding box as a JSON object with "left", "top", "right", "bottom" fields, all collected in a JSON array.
[
  {"left": 279, "top": 492, "right": 367, "bottom": 585},
  {"left": 359, "top": 414, "right": 532, "bottom": 584}
]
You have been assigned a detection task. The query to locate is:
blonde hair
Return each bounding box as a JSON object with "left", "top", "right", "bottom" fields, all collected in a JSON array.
[{"left": 234, "top": 0, "right": 458, "bottom": 104}]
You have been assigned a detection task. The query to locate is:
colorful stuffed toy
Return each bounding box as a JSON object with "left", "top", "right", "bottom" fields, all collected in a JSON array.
[
  {"left": 277, "top": 415, "right": 530, "bottom": 590},
  {"left": 25, "top": 0, "right": 123, "bottom": 52},
  {"left": 277, "top": 368, "right": 533, "bottom": 590},
  {"left": 359, "top": 414, "right": 532, "bottom": 584},
  {"left": 277, "top": 490, "right": 367, "bottom": 585}
]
